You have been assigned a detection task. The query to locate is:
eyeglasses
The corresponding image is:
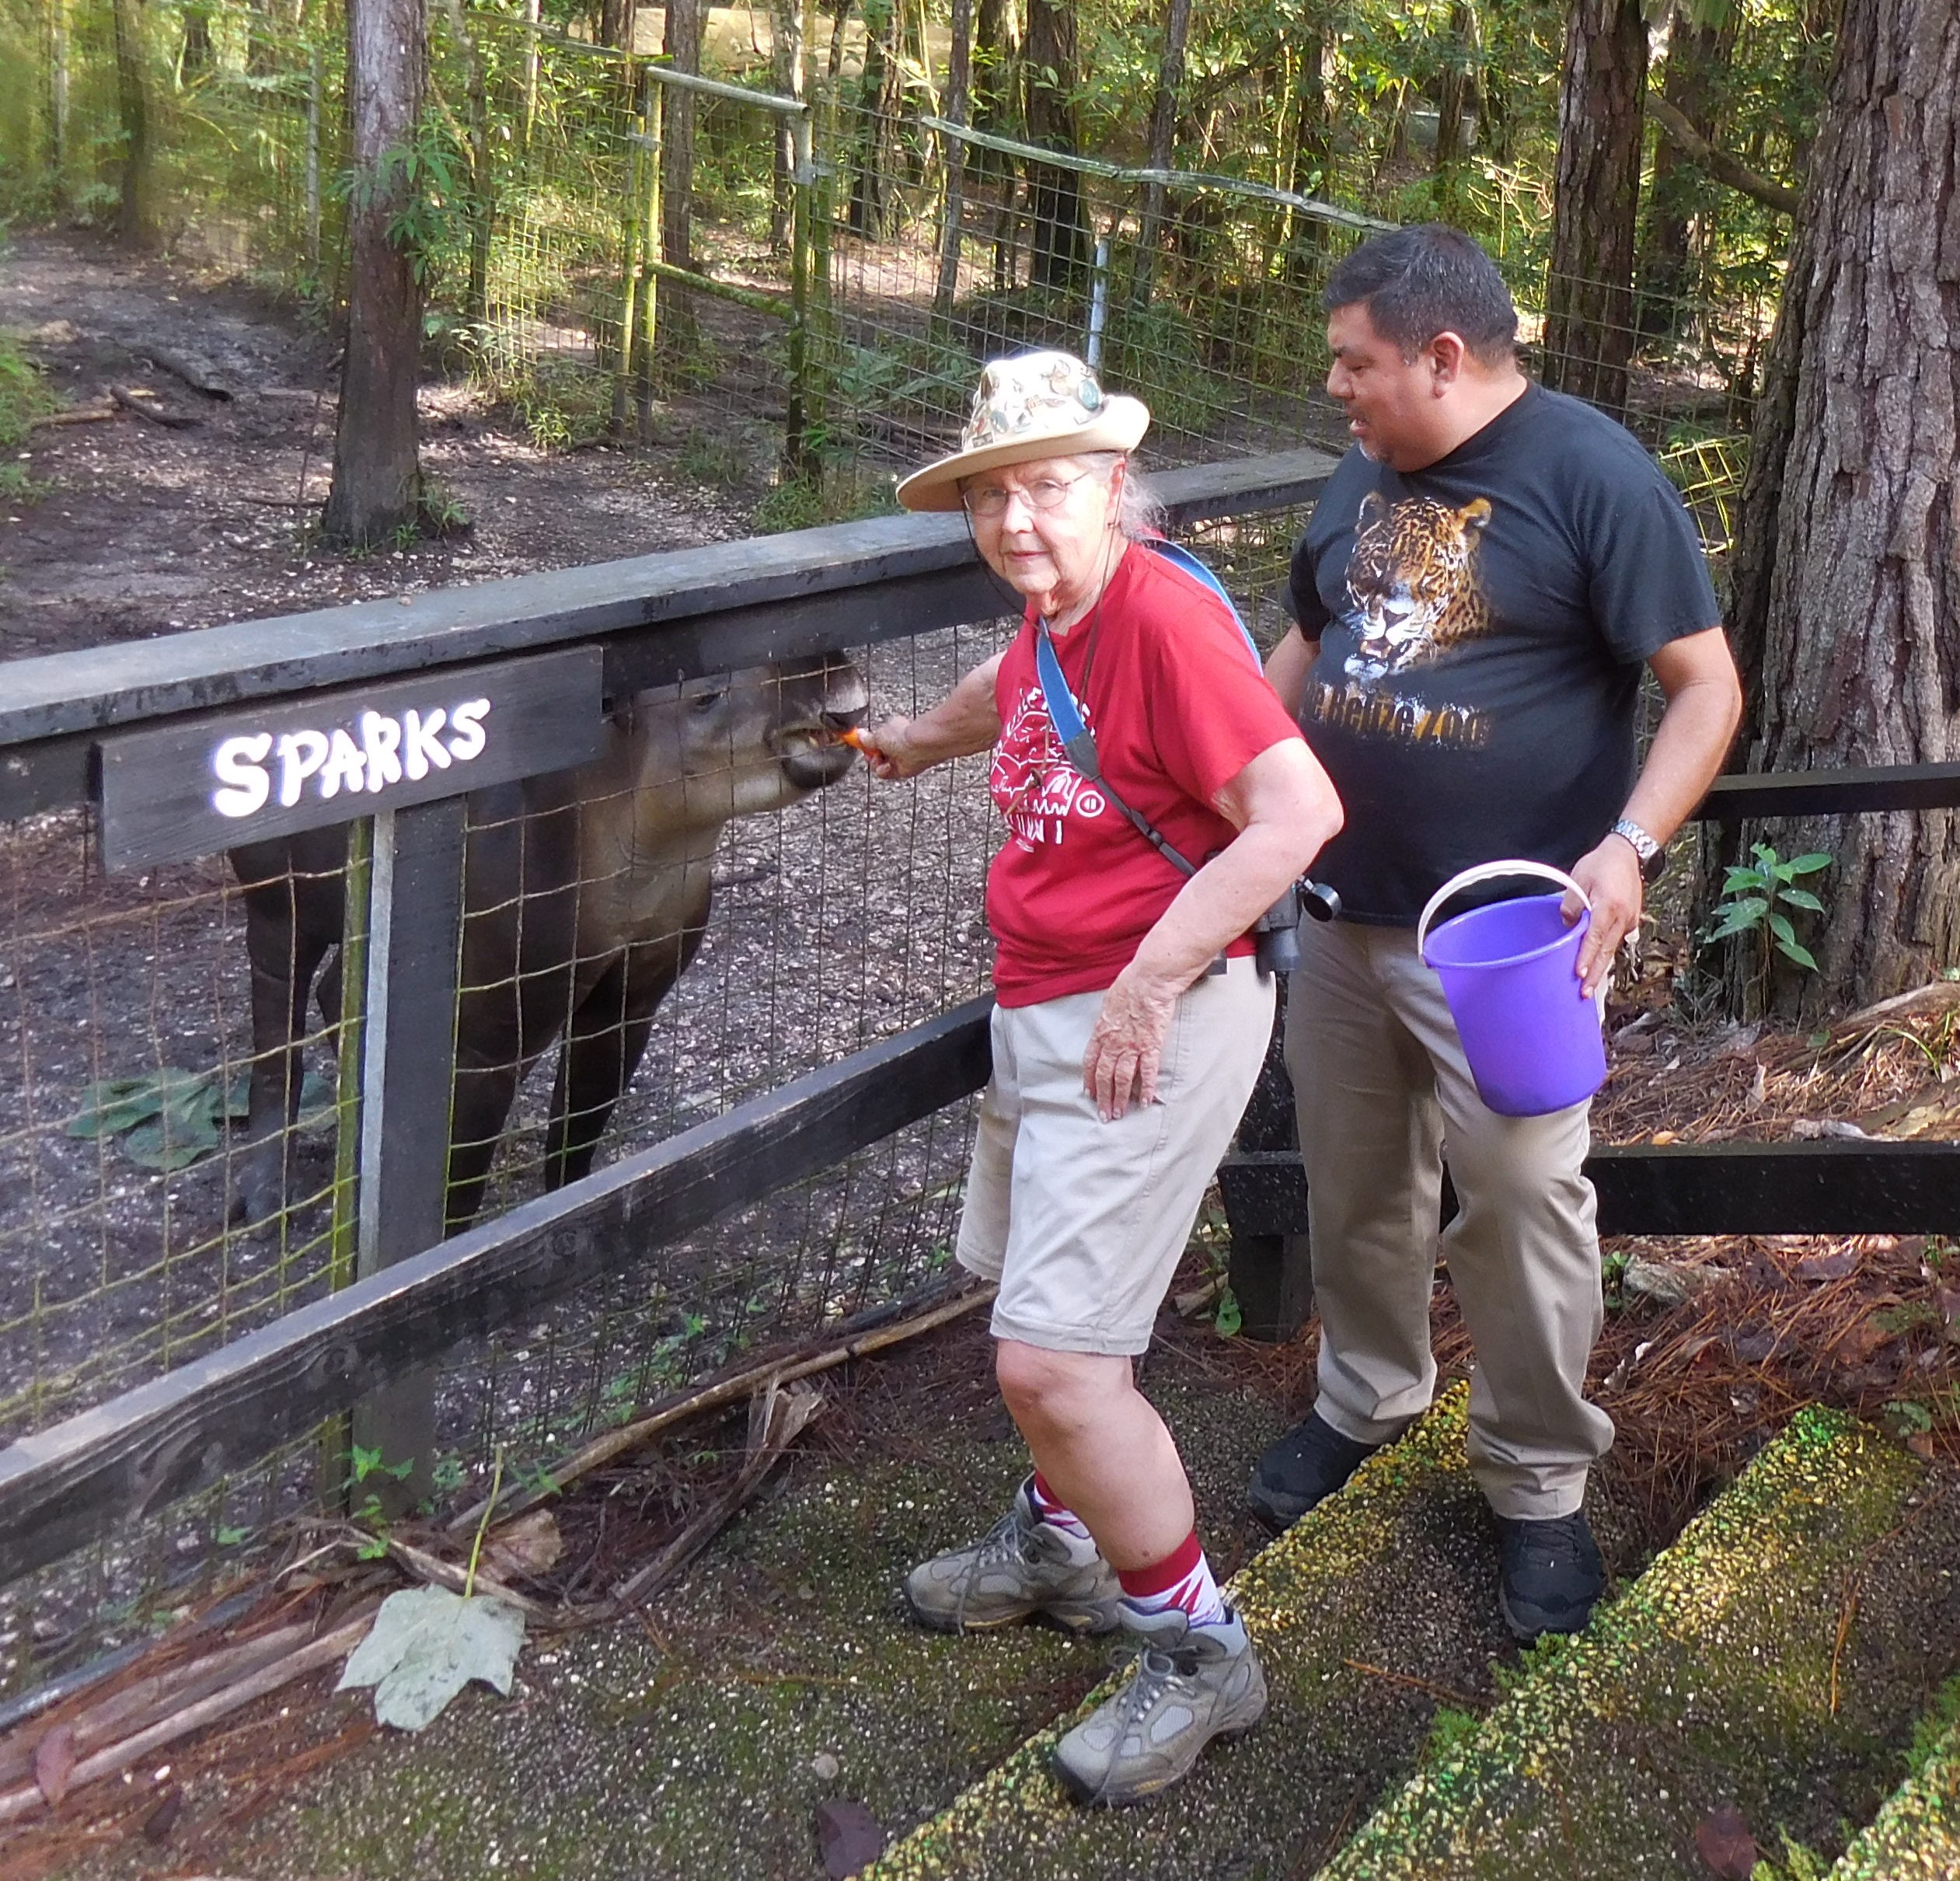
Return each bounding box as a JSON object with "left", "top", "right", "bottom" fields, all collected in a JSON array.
[{"left": 961, "top": 473, "right": 1091, "bottom": 518}]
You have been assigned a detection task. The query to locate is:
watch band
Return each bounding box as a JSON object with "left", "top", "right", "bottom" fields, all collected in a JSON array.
[{"left": 1611, "top": 817, "right": 1665, "bottom": 883}]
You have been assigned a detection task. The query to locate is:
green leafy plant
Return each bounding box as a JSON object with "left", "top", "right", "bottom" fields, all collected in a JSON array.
[
  {"left": 1701, "top": 843, "right": 1831, "bottom": 1003},
  {"left": 1212, "top": 1285, "right": 1243, "bottom": 1339},
  {"left": 338, "top": 1448, "right": 527, "bottom": 1731},
  {"left": 1906, "top": 1672, "right": 1960, "bottom": 1781},
  {"left": 1750, "top": 1832, "right": 1830, "bottom": 1881}
]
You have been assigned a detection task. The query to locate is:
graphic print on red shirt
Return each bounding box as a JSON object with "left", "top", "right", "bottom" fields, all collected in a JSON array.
[
  {"left": 991, "top": 679, "right": 1110, "bottom": 853},
  {"left": 985, "top": 542, "right": 1304, "bottom": 1007}
]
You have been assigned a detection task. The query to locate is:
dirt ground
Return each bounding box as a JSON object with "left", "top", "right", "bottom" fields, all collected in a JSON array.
[{"left": 0, "top": 230, "right": 765, "bottom": 661}]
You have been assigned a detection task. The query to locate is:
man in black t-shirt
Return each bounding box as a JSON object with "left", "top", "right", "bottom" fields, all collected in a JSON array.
[{"left": 1250, "top": 225, "right": 1742, "bottom": 1642}]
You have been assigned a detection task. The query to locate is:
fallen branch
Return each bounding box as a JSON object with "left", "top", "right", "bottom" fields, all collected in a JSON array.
[
  {"left": 382, "top": 1537, "right": 554, "bottom": 1621},
  {"left": 139, "top": 344, "right": 234, "bottom": 400},
  {"left": 0, "top": 1604, "right": 377, "bottom": 1826},
  {"left": 603, "top": 1380, "right": 825, "bottom": 1615},
  {"left": 1829, "top": 978, "right": 1960, "bottom": 1047},
  {"left": 108, "top": 384, "right": 201, "bottom": 430},
  {"left": 28, "top": 403, "right": 117, "bottom": 428},
  {"left": 1645, "top": 94, "right": 1802, "bottom": 217},
  {"left": 0, "top": 1621, "right": 313, "bottom": 1789},
  {"left": 1341, "top": 1656, "right": 1484, "bottom": 1709},
  {"left": 448, "top": 1282, "right": 996, "bottom": 1534}
]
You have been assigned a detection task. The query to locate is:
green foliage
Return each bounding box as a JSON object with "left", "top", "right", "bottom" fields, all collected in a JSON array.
[
  {"left": 0, "top": 333, "right": 57, "bottom": 469},
  {"left": 1700, "top": 844, "right": 1831, "bottom": 992},
  {"left": 337, "top": 110, "right": 477, "bottom": 287},
  {"left": 1212, "top": 1285, "right": 1243, "bottom": 1338},
  {"left": 1419, "top": 1703, "right": 1484, "bottom": 1766},
  {"left": 1906, "top": 1672, "right": 1960, "bottom": 1781},
  {"left": 1749, "top": 1832, "right": 1830, "bottom": 1881},
  {"left": 752, "top": 475, "right": 828, "bottom": 535}
]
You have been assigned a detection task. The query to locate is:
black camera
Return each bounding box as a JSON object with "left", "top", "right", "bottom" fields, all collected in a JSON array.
[{"left": 1254, "top": 877, "right": 1341, "bottom": 977}]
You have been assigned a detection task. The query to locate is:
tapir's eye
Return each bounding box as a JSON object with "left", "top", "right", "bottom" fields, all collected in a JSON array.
[{"left": 687, "top": 687, "right": 726, "bottom": 715}]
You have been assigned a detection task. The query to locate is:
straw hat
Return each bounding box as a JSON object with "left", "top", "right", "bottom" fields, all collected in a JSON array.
[{"left": 895, "top": 351, "right": 1151, "bottom": 513}]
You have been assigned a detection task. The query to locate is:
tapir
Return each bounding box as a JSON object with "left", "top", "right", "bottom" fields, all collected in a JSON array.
[{"left": 228, "top": 650, "right": 867, "bottom": 1232}]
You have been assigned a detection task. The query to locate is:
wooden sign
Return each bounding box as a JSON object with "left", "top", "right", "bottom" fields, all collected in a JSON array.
[{"left": 96, "top": 646, "right": 605, "bottom": 871}]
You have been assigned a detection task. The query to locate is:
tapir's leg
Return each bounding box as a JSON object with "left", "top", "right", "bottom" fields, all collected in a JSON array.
[
  {"left": 440, "top": 789, "right": 583, "bottom": 1233},
  {"left": 544, "top": 923, "right": 706, "bottom": 1191},
  {"left": 229, "top": 838, "right": 344, "bottom": 1227}
]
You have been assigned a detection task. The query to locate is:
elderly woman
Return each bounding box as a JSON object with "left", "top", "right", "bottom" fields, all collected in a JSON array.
[{"left": 862, "top": 351, "right": 1343, "bottom": 1806}]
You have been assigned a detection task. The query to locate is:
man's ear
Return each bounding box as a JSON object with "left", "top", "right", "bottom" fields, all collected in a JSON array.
[{"left": 1427, "top": 330, "right": 1470, "bottom": 392}]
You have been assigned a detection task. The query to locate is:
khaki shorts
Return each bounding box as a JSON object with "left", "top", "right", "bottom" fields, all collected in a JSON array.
[{"left": 957, "top": 954, "right": 1275, "bottom": 1356}]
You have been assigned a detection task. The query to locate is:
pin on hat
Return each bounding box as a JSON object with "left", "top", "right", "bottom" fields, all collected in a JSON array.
[{"left": 895, "top": 351, "right": 1151, "bottom": 513}]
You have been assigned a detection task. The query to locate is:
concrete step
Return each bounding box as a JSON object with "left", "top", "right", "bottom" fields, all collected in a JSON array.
[
  {"left": 1318, "top": 1406, "right": 1960, "bottom": 1881},
  {"left": 865, "top": 1384, "right": 1547, "bottom": 1881},
  {"left": 1827, "top": 1706, "right": 1960, "bottom": 1879}
]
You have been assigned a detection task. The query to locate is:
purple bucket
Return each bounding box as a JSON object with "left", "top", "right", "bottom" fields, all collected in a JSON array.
[{"left": 1416, "top": 861, "right": 1606, "bottom": 1118}]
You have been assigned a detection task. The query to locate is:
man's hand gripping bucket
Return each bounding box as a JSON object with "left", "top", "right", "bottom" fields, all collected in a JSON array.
[{"left": 1416, "top": 860, "right": 1609, "bottom": 1117}]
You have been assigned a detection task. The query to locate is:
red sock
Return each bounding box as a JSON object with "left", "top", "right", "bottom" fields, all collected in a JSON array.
[
  {"left": 1116, "top": 1531, "right": 1226, "bottom": 1628},
  {"left": 1027, "top": 1472, "right": 1093, "bottom": 1544}
]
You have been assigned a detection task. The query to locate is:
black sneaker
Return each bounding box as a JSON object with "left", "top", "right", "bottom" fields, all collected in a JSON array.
[
  {"left": 1246, "top": 1412, "right": 1382, "bottom": 1534},
  {"left": 1494, "top": 1510, "right": 1606, "bottom": 1642}
]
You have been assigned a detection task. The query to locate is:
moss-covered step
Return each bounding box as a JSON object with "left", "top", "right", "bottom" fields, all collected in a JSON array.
[
  {"left": 1828, "top": 1704, "right": 1960, "bottom": 1880},
  {"left": 111, "top": 1373, "right": 1291, "bottom": 1881},
  {"left": 864, "top": 1386, "right": 1566, "bottom": 1881},
  {"left": 1317, "top": 1408, "right": 1960, "bottom": 1881}
]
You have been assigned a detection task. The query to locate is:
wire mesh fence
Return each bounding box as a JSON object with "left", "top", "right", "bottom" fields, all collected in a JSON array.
[
  {"left": 0, "top": 0, "right": 1773, "bottom": 539},
  {"left": 0, "top": 0, "right": 1787, "bottom": 1693}
]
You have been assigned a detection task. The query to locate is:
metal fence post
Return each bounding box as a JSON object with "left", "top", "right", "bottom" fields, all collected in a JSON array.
[{"left": 349, "top": 797, "right": 467, "bottom": 1513}]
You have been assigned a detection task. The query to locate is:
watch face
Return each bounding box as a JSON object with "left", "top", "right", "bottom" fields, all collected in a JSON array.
[{"left": 1641, "top": 844, "right": 1666, "bottom": 885}]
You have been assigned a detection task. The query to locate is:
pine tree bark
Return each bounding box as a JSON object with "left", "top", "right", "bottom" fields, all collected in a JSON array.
[
  {"left": 1635, "top": 2, "right": 1738, "bottom": 340},
  {"left": 320, "top": 0, "right": 426, "bottom": 549},
  {"left": 111, "top": 0, "right": 159, "bottom": 248},
  {"left": 1024, "top": 0, "right": 1087, "bottom": 295},
  {"left": 1131, "top": 0, "right": 1191, "bottom": 302},
  {"left": 660, "top": 0, "right": 702, "bottom": 358},
  {"left": 1725, "top": 0, "right": 1960, "bottom": 1010},
  {"left": 1542, "top": 0, "right": 1648, "bottom": 411},
  {"left": 932, "top": 0, "right": 974, "bottom": 321}
]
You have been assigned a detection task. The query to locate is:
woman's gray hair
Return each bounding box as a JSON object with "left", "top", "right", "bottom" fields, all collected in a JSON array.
[{"left": 1079, "top": 451, "right": 1167, "bottom": 540}]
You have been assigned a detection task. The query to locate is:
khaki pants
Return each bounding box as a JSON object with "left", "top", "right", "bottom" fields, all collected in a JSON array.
[
  {"left": 1285, "top": 917, "right": 1613, "bottom": 1519},
  {"left": 959, "top": 956, "right": 1274, "bottom": 1356}
]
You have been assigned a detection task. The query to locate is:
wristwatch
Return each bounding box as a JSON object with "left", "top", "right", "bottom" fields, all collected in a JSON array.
[{"left": 1611, "top": 816, "right": 1666, "bottom": 885}]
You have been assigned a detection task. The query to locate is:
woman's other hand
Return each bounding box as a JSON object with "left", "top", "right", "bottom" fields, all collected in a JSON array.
[{"left": 1083, "top": 965, "right": 1180, "bottom": 1121}]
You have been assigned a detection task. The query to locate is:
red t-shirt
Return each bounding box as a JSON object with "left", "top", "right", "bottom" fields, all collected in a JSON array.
[{"left": 986, "top": 541, "right": 1305, "bottom": 1006}]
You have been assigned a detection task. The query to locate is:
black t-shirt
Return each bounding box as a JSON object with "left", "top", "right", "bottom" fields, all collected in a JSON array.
[{"left": 1288, "top": 382, "right": 1720, "bottom": 924}]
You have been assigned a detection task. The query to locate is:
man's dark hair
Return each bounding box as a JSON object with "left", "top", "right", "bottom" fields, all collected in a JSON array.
[{"left": 1324, "top": 224, "right": 1518, "bottom": 365}]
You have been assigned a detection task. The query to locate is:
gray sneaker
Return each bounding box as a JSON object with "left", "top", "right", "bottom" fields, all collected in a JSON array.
[
  {"left": 1052, "top": 1607, "right": 1268, "bottom": 1806},
  {"left": 904, "top": 1479, "right": 1122, "bottom": 1635}
]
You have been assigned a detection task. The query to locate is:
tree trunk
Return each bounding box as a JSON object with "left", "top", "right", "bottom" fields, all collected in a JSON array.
[
  {"left": 111, "top": 0, "right": 160, "bottom": 249},
  {"left": 932, "top": 0, "right": 974, "bottom": 323},
  {"left": 1541, "top": 0, "right": 1648, "bottom": 412},
  {"left": 1635, "top": 2, "right": 1737, "bottom": 342},
  {"left": 769, "top": 0, "right": 804, "bottom": 252},
  {"left": 1725, "top": 0, "right": 1960, "bottom": 1012},
  {"left": 1434, "top": 0, "right": 1480, "bottom": 172},
  {"left": 1024, "top": 0, "right": 1087, "bottom": 297},
  {"left": 848, "top": 0, "right": 905, "bottom": 238},
  {"left": 661, "top": 0, "right": 702, "bottom": 358},
  {"left": 1130, "top": 0, "right": 1191, "bottom": 303},
  {"left": 321, "top": 0, "right": 426, "bottom": 550}
]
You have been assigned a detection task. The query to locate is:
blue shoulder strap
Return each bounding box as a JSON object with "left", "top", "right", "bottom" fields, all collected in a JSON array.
[{"left": 1143, "top": 538, "right": 1261, "bottom": 665}]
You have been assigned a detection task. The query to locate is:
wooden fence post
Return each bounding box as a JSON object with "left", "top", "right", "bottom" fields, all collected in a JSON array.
[{"left": 348, "top": 798, "right": 467, "bottom": 1513}]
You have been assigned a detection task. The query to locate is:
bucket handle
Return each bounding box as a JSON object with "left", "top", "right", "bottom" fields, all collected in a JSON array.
[{"left": 1416, "top": 860, "right": 1592, "bottom": 967}]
